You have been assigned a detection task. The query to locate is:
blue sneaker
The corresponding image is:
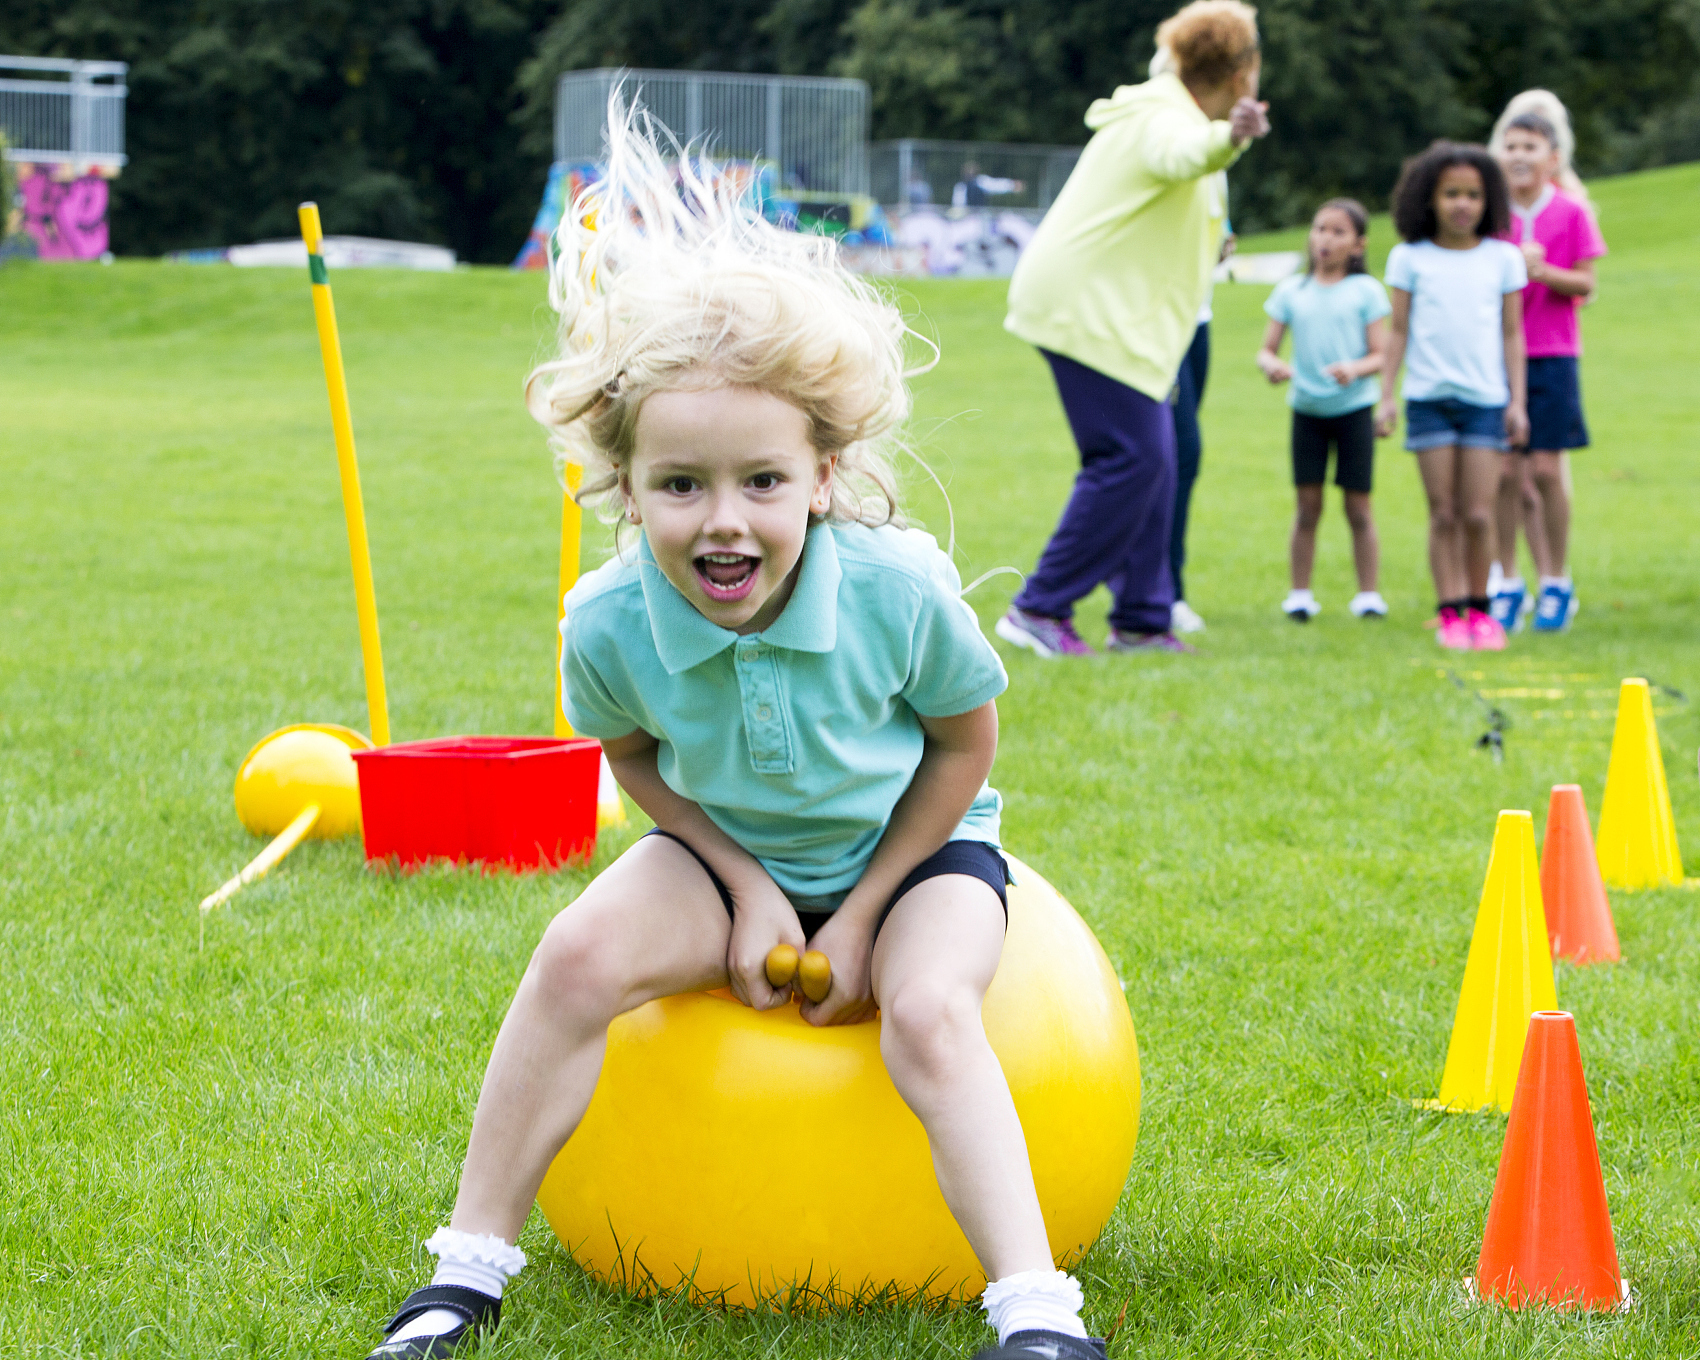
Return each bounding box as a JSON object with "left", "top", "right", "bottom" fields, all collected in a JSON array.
[
  {"left": 1532, "top": 580, "right": 1577, "bottom": 632},
  {"left": 1490, "top": 580, "right": 1527, "bottom": 632}
]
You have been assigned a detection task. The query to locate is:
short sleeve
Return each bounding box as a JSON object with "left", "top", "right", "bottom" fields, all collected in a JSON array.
[
  {"left": 1264, "top": 278, "right": 1294, "bottom": 324},
  {"left": 1501, "top": 242, "right": 1529, "bottom": 292},
  {"left": 1575, "top": 202, "right": 1607, "bottom": 262},
  {"left": 900, "top": 563, "right": 1009, "bottom": 718},
  {"left": 1384, "top": 244, "right": 1414, "bottom": 293},
  {"left": 1358, "top": 276, "right": 1392, "bottom": 322},
  {"left": 559, "top": 604, "right": 642, "bottom": 739}
]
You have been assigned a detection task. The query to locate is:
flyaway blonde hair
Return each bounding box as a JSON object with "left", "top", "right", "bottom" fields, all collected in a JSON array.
[
  {"left": 525, "top": 95, "right": 924, "bottom": 537},
  {"left": 1490, "top": 88, "right": 1590, "bottom": 205}
]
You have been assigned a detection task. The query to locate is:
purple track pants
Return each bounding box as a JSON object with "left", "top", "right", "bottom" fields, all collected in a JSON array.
[{"left": 1012, "top": 349, "right": 1178, "bottom": 634}]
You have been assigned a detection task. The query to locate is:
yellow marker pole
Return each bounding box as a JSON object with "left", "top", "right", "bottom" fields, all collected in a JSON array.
[
  {"left": 199, "top": 803, "right": 322, "bottom": 914},
  {"left": 554, "top": 464, "right": 584, "bottom": 737},
  {"left": 298, "top": 202, "right": 391, "bottom": 746}
]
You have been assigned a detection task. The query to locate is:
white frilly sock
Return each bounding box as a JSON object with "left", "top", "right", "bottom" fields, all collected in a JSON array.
[
  {"left": 981, "top": 1269, "right": 1089, "bottom": 1345},
  {"left": 388, "top": 1228, "right": 527, "bottom": 1344}
]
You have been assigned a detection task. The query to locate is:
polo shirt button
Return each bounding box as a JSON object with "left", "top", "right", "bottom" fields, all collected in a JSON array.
[{"left": 756, "top": 706, "right": 772, "bottom": 721}]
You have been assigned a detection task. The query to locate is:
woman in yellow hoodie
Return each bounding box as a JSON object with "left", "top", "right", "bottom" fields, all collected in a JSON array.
[{"left": 996, "top": 0, "right": 1269, "bottom": 657}]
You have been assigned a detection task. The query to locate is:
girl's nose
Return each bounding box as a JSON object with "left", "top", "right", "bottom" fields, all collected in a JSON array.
[{"left": 701, "top": 491, "right": 747, "bottom": 538}]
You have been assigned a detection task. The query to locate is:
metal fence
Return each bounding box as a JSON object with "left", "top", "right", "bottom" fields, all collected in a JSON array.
[
  {"left": 556, "top": 68, "right": 869, "bottom": 196},
  {"left": 870, "top": 139, "right": 1081, "bottom": 212},
  {"left": 0, "top": 56, "right": 127, "bottom": 167}
]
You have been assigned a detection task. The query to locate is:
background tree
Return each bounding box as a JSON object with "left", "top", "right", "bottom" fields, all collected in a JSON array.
[
  {"left": 2, "top": 0, "right": 559, "bottom": 262},
  {"left": 3, "top": 0, "right": 1698, "bottom": 256}
]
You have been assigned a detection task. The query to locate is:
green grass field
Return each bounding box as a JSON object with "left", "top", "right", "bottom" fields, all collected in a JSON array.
[{"left": 3, "top": 162, "right": 1698, "bottom": 1359}]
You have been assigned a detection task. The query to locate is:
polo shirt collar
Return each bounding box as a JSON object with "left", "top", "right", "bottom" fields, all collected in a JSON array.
[{"left": 638, "top": 522, "right": 841, "bottom": 675}]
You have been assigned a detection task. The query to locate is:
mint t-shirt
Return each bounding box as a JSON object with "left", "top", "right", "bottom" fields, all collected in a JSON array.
[
  {"left": 561, "top": 521, "right": 1008, "bottom": 904},
  {"left": 1264, "top": 273, "right": 1392, "bottom": 417}
]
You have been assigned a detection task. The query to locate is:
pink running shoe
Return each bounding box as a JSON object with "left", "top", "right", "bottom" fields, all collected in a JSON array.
[
  {"left": 1467, "top": 608, "right": 1507, "bottom": 651},
  {"left": 1436, "top": 610, "right": 1472, "bottom": 650},
  {"left": 994, "top": 606, "right": 1096, "bottom": 657}
]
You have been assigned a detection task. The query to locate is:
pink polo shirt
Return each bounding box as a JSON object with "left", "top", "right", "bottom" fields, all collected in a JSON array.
[{"left": 1500, "top": 187, "right": 1607, "bottom": 357}]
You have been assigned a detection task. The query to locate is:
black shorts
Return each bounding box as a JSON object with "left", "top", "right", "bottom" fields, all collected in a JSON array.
[
  {"left": 643, "top": 829, "right": 1010, "bottom": 941},
  {"left": 1523, "top": 356, "right": 1589, "bottom": 452},
  {"left": 1292, "top": 405, "right": 1375, "bottom": 492}
]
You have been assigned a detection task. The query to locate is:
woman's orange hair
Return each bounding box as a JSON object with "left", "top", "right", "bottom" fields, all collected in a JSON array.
[{"left": 1156, "top": 0, "right": 1260, "bottom": 89}]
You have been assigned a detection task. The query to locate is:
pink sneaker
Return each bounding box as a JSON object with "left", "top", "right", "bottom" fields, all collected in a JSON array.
[
  {"left": 1467, "top": 608, "right": 1507, "bottom": 651},
  {"left": 1436, "top": 611, "right": 1472, "bottom": 650},
  {"left": 994, "top": 606, "right": 1096, "bottom": 657}
]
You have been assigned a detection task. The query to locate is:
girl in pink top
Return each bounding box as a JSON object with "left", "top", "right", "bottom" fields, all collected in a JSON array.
[{"left": 1489, "top": 105, "right": 1606, "bottom": 633}]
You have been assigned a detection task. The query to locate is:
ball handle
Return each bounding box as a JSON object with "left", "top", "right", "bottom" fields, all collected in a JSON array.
[{"left": 763, "top": 944, "right": 833, "bottom": 1003}]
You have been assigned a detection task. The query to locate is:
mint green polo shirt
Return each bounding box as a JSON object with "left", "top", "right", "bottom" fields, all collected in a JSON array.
[{"left": 560, "top": 521, "right": 1008, "bottom": 904}]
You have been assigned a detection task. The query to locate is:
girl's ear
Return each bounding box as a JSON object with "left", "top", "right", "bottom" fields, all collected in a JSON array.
[
  {"left": 810, "top": 453, "right": 838, "bottom": 516},
  {"left": 619, "top": 471, "right": 642, "bottom": 525}
]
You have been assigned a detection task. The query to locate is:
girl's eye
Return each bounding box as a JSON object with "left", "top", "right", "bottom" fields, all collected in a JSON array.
[
  {"left": 749, "top": 473, "right": 779, "bottom": 490},
  {"left": 665, "top": 477, "right": 696, "bottom": 494}
]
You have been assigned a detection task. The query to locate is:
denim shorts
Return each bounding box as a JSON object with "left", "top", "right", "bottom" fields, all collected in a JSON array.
[
  {"left": 1524, "top": 356, "right": 1589, "bottom": 452},
  {"left": 1404, "top": 397, "right": 1507, "bottom": 452}
]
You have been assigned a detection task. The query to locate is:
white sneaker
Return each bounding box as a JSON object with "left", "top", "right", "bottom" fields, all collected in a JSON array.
[
  {"left": 1349, "top": 591, "right": 1388, "bottom": 618},
  {"left": 1171, "top": 600, "right": 1206, "bottom": 634},
  {"left": 1283, "top": 589, "right": 1320, "bottom": 621}
]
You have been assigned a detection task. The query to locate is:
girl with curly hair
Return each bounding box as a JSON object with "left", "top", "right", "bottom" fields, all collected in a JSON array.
[
  {"left": 359, "top": 98, "right": 1108, "bottom": 1360},
  {"left": 1376, "top": 142, "right": 1528, "bottom": 650}
]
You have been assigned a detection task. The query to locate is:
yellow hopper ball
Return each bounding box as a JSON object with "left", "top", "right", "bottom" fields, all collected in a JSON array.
[
  {"left": 233, "top": 724, "right": 371, "bottom": 840},
  {"left": 535, "top": 855, "right": 1139, "bottom": 1306}
]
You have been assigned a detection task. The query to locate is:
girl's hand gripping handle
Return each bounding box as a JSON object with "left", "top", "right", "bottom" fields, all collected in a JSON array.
[{"left": 765, "top": 944, "right": 833, "bottom": 1003}]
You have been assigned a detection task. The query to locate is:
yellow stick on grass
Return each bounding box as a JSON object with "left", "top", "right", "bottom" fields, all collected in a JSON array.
[
  {"left": 298, "top": 202, "right": 391, "bottom": 746},
  {"left": 199, "top": 804, "right": 322, "bottom": 914},
  {"left": 555, "top": 463, "right": 583, "bottom": 738}
]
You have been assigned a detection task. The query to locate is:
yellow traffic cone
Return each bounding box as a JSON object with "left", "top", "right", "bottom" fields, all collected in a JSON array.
[
  {"left": 1429, "top": 811, "right": 1557, "bottom": 1114},
  {"left": 1596, "top": 679, "right": 1683, "bottom": 889}
]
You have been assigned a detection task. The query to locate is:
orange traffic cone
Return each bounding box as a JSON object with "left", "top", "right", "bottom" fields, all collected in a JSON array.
[
  {"left": 1475, "top": 1011, "right": 1625, "bottom": 1312},
  {"left": 1541, "top": 786, "right": 1620, "bottom": 965}
]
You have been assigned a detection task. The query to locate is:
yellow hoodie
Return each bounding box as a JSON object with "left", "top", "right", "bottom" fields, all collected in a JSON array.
[{"left": 1005, "top": 72, "right": 1244, "bottom": 401}]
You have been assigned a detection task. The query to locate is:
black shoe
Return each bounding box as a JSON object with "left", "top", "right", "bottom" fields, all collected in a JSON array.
[
  {"left": 971, "top": 1330, "right": 1109, "bottom": 1360},
  {"left": 364, "top": 1285, "right": 500, "bottom": 1359}
]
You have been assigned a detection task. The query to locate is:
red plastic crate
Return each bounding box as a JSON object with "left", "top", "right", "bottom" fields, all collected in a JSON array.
[{"left": 352, "top": 736, "right": 601, "bottom": 871}]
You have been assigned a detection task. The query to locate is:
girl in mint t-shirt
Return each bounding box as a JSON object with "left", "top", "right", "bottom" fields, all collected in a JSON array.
[
  {"left": 1256, "top": 198, "right": 1390, "bottom": 623},
  {"left": 1376, "top": 142, "right": 1528, "bottom": 652}
]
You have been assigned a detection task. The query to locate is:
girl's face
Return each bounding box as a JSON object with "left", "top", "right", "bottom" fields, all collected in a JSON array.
[
  {"left": 1501, "top": 127, "right": 1559, "bottom": 194},
  {"left": 1433, "top": 164, "right": 1486, "bottom": 238},
  {"left": 624, "top": 384, "right": 834, "bottom": 636},
  {"left": 1308, "top": 207, "right": 1361, "bottom": 271}
]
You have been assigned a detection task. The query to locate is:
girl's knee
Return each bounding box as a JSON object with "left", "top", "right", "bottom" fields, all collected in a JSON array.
[
  {"left": 1428, "top": 507, "right": 1457, "bottom": 534},
  {"left": 879, "top": 979, "right": 985, "bottom": 1080},
  {"left": 1462, "top": 506, "right": 1494, "bottom": 535},
  {"left": 529, "top": 916, "right": 623, "bottom": 1017}
]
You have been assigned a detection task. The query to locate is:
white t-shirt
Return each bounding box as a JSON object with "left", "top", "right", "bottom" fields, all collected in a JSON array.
[{"left": 1385, "top": 238, "right": 1527, "bottom": 406}]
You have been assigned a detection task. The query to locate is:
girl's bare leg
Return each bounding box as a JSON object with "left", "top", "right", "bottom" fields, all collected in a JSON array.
[
  {"left": 1530, "top": 450, "right": 1571, "bottom": 576},
  {"left": 1342, "top": 490, "right": 1379, "bottom": 592},
  {"left": 872, "top": 876, "right": 1051, "bottom": 1281},
  {"left": 450, "top": 835, "right": 733, "bottom": 1241},
  {"left": 1493, "top": 452, "right": 1523, "bottom": 577},
  {"left": 1289, "top": 484, "right": 1324, "bottom": 590},
  {"left": 1457, "top": 445, "right": 1501, "bottom": 598},
  {"left": 1415, "top": 446, "right": 1466, "bottom": 601}
]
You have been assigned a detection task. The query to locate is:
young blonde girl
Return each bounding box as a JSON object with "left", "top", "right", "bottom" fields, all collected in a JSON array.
[
  {"left": 361, "top": 103, "right": 1106, "bottom": 1360},
  {"left": 1486, "top": 91, "right": 1606, "bottom": 634}
]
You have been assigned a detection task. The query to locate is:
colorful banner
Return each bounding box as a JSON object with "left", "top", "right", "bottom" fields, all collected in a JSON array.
[{"left": 16, "top": 164, "right": 112, "bottom": 260}]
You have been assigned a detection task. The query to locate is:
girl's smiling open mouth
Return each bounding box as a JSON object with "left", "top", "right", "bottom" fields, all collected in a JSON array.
[{"left": 695, "top": 552, "right": 761, "bottom": 601}]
